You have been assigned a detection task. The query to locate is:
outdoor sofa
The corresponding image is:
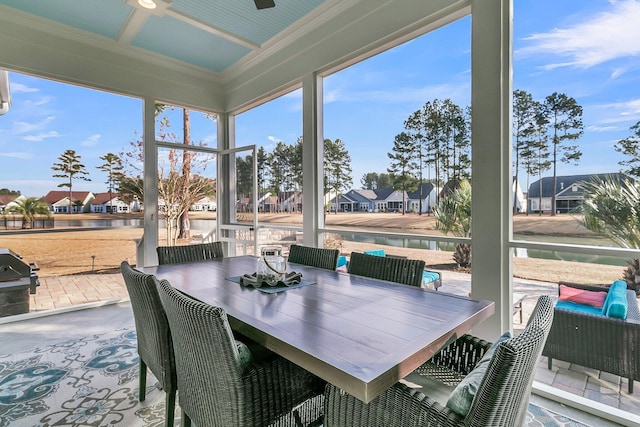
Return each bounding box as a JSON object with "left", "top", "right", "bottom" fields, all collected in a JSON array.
[{"left": 543, "top": 280, "right": 640, "bottom": 393}]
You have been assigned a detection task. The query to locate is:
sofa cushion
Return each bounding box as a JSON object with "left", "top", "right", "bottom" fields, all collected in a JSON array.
[
  {"left": 445, "top": 331, "right": 511, "bottom": 417},
  {"left": 559, "top": 284, "right": 607, "bottom": 309},
  {"left": 604, "top": 280, "right": 628, "bottom": 319},
  {"left": 555, "top": 300, "right": 603, "bottom": 316},
  {"left": 364, "top": 249, "right": 386, "bottom": 257}
]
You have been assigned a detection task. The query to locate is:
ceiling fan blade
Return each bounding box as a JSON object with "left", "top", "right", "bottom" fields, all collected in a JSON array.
[{"left": 254, "top": 0, "right": 275, "bottom": 10}]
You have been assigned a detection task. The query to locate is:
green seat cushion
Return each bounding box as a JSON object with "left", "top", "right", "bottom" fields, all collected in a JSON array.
[
  {"left": 235, "top": 340, "right": 253, "bottom": 372},
  {"left": 445, "top": 331, "right": 511, "bottom": 417}
]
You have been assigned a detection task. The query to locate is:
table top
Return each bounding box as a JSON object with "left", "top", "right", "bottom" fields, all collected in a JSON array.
[{"left": 143, "top": 256, "right": 494, "bottom": 403}]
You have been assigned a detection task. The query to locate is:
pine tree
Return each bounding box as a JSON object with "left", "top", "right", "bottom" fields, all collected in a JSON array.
[
  {"left": 324, "top": 138, "right": 352, "bottom": 213},
  {"left": 542, "top": 92, "right": 584, "bottom": 215},
  {"left": 97, "top": 152, "right": 125, "bottom": 213},
  {"left": 615, "top": 121, "right": 640, "bottom": 178},
  {"left": 513, "top": 90, "right": 537, "bottom": 214},
  {"left": 51, "top": 149, "right": 91, "bottom": 214},
  {"left": 387, "top": 132, "right": 418, "bottom": 215}
]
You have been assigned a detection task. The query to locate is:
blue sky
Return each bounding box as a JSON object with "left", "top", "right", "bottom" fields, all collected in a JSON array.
[{"left": 1, "top": 0, "right": 640, "bottom": 198}]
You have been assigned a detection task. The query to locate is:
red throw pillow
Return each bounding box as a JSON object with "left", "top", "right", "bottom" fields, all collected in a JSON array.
[{"left": 559, "top": 285, "right": 607, "bottom": 309}]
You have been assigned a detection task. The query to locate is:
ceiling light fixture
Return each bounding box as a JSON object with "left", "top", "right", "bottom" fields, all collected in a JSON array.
[{"left": 138, "top": 0, "right": 157, "bottom": 10}]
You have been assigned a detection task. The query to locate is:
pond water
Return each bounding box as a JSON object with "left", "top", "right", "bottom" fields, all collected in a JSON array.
[
  {"left": 55, "top": 219, "right": 627, "bottom": 267},
  {"left": 331, "top": 231, "right": 628, "bottom": 267},
  {"left": 54, "top": 219, "right": 214, "bottom": 230}
]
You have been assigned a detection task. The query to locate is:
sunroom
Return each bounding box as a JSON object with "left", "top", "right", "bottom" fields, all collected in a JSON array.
[{"left": 1, "top": 0, "right": 639, "bottom": 425}]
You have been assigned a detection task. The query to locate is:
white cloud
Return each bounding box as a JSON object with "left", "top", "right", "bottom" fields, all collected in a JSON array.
[
  {"left": 324, "top": 89, "right": 341, "bottom": 104},
  {"left": 13, "top": 116, "right": 55, "bottom": 134},
  {"left": 588, "top": 98, "right": 640, "bottom": 125},
  {"left": 10, "top": 83, "right": 39, "bottom": 94},
  {"left": 23, "top": 131, "right": 61, "bottom": 142},
  {"left": 0, "top": 152, "right": 33, "bottom": 159},
  {"left": 23, "top": 96, "right": 53, "bottom": 107},
  {"left": 605, "top": 98, "right": 640, "bottom": 117},
  {"left": 81, "top": 134, "right": 101, "bottom": 147},
  {"left": 517, "top": 1, "right": 640, "bottom": 70},
  {"left": 586, "top": 125, "right": 618, "bottom": 132},
  {"left": 267, "top": 136, "right": 280, "bottom": 143}
]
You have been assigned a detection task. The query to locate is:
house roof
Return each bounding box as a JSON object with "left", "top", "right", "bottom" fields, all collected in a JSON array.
[
  {"left": 0, "top": 194, "right": 19, "bottom": 205},
  {"left": 527, "top": 173, "right": 625, "bottom": 198},
  {"left": 91, "top": 192, "right": 120, "bottom": 205},
  {"left": 351, "top": 189, "right": 377, "bottom": 201},
  {"left": 373, "top": 187, "right": 397, "bottom": 201},
  {"left": 43, "top": 191, "right": 92, "bottom": 205},
  {"left": 407, "top": 183, "right": 435, "bottom": 199}
]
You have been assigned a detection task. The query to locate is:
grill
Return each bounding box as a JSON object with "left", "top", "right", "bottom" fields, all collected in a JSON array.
[{"left": 0, "top": 248, "right": 39, "bottom": 316}]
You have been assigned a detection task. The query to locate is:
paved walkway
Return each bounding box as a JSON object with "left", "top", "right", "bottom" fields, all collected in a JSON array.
[{"left": 26, "top": 269, "right": 640, "bottom": 418}]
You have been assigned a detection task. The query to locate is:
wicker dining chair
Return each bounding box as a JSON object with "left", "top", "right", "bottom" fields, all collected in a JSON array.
[
  {"left": 287, "top": 244, "right": 340, "bottom": 271},
  {"left": 324, "top": 295, "right": 555, "bottom": 427},
  {"left": 120, "top": 261, "right": 177, "bottom": 427},
  {"left": 157, "top": 279, "right": 325, "bottom": 427},
  {"left": 156, "top": 241, "right": 224, "bottom": 265},
  {"left": 347, "top": 251, "right": 425, "bottom": 287}
]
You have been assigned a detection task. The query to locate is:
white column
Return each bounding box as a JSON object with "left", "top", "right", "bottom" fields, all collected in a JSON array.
[
  {"left": 470, "top": 0, "right": 513, "bottom": 340},
  {"left": 217, "top": 113, "right": 238, "bottom": 255},
  {"left": 302, "top": 73, "right": 324, "bottom": 247},
  {"left": 142, "top": 97, "right": 158, "bottom": 266}
]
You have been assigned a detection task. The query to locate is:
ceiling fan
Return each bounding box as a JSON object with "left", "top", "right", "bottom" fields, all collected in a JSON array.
[{"left": 254, "top": 0, "right": 275, "bottom": 10}]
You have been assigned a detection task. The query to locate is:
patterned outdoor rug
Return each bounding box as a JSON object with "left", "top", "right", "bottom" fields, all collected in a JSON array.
[{"left": 0, "top": 328, "right": 590, "bottom": 427}]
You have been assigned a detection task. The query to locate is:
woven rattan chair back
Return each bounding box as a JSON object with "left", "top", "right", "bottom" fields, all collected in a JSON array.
[
  {"left": 120, "top": 261, "right": 176, "bottom": 427},
  {"left": 287, "top": 244, "right": 340, "bottom": 271},
  {"left": 467, "top": 295, "right": 554, "bottom": 426},
  {"left": 347, "top": 251, "right": 425, "bottom": 287},
  {"left": 157, "top": 279, "right": 325, "bottom": 427},
  {"left": 156, "top": 241, "right": 224, "bottom": 265},
  {"left": 324, "top": 295, "right": 554, "bottom": 427}
]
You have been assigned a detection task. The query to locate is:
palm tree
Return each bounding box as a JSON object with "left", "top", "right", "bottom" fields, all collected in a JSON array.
[
  {"left": 579, "top": 175, "right": 640, "bottom": 291},
  {"left": 580, "top": 175, "right": 640, "bottom": 248},
  {"left": 6, "top": 197, "right": 51, "bottom": 229},
  {"left": 433, "top": 179, "right": 472, "bottom": 267}
]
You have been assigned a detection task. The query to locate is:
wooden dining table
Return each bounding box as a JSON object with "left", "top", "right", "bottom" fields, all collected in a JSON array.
[{"left": 142, "top": 255, "right": 494, "bottom": 403}]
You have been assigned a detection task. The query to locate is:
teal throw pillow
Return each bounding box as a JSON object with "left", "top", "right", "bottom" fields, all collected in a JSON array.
[
  {"left": 445, "top": 331, "right": 512, "bottom": 417},
  {"left": 605, "top": 280, "right": 628, "bottom": 319}
]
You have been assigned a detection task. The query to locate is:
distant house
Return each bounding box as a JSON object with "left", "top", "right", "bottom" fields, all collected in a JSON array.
[
  {"left": 335, "top": 190, "right": 368, "bottom": 212},
  {"left": 277, "top": 191, "right": 302, "bottom": 212},
  {"left": 333, "top": 188, "right": 408, "bottom": 213},
  {"left": 257, "top": 193, "right": 272, "bottom": 212},
  {"left": 407, "top": 183, "right": 438, "bottom": 214},
  {"left": 43, "top": 191, "right": 94, "bottom": 213},
  {"left": 0, "top": 194, "right": 24, "bottom": 213},
  {"left": 90, "top": 192, "right": 133, "bottom": 213},
  {"left": 191, "top": 196, "right": 217, "bottom": 212},
  {"left": 527, "top": 173, "right": 624, "bottom": 214}
]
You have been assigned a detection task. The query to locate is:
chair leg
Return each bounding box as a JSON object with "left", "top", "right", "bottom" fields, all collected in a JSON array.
[
  {"left": 181, "top": 409, "right": 191, "bottom": 427},
  {"left": 547, "top": 357, "right": 552, "bottom": 370},
  {"left": 629, "top": 379, "right": 634, "bottom": 394},
  {"left": 165, "top": 390, "right": 176, "bottom": 427},
  {"left": 139, "top": 359, "right": 147, "bottom": 401}
]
